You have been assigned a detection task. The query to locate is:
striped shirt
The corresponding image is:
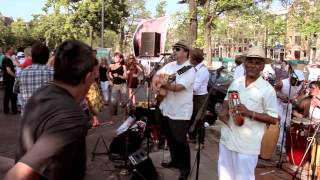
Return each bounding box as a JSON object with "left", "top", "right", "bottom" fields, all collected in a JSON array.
[{"left": 14, "top": 64, "right": 54, "bottom": 115}]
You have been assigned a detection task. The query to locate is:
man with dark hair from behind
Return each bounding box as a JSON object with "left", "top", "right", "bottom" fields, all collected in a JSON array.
[
  {"left": 13, "top": 41, "right": 54, "bottom": 115},
  {"left": 5, "top": 40, "right": 97, "bottom": 180},
  {"left": 2, "top": 45, "right": 17, "bottom": 114}
]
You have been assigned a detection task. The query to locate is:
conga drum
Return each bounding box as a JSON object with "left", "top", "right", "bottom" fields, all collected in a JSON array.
[
  {"left": 311, "top": 133, "right": 320, "bottom": 179},
  {"left": 286, "top": 117, "right": 314, "bottom": 166},
  {"left": 260, "top": 121, "right": 280, "bottom": 159}
]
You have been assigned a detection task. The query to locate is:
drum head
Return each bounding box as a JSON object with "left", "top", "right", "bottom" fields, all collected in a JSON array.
[{"left": 291, "top": 117, "right": 312, "bottom": 125}]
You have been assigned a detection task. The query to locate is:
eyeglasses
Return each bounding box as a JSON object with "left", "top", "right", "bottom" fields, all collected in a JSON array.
[{"left": 173, "top": 47, "right": 181, "bottom": 52}]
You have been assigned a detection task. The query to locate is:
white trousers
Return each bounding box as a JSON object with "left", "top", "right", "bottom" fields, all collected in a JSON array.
[
  {"left": 277, "top": 101, "right": 292, "bottom": 146},
  {"left": 218, "top": 143, "right": 258, "bottom": 180},
  {"left": 100, "top": 81, "right": 109, "bottom": 102}
]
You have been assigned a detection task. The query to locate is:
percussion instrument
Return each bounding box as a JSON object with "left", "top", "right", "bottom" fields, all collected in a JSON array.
[
  {"left": 86, "top": 82, "right": 105, "bottom": 115},
  {"left": 311, "top": 133, "right": 320, "bottom": 179},
  {"left": 227, "top": 91, "right": 244, "bottom": 126},
  {"left": 260, "top": 121, "right": 280, "bottom": 160},
  {"left": 286, "top": 117, "right": 314, "bottom": 165}
]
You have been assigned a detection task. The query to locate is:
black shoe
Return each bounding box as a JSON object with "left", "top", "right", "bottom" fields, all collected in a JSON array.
[
  {"left": 178, "top": 169, "right": 190, "bottom": 180},
  {"left": 178, "top": 176, "right": 188, "bottom": 180},
  {"left": 161, "top": 161, "right": 181, "bottom": 169}
]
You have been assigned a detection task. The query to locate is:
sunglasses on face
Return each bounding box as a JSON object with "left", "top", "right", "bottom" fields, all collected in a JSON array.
[{"left": 173, "top": 47, "right": 181, "bottom": 52}]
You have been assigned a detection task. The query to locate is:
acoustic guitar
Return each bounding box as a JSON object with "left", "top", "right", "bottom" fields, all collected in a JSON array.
[{"left": 152, "top": 65, "right": 193, "bottom": 103}]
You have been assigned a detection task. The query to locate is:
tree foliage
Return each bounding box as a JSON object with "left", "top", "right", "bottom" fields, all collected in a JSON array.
[
  {"left": 288, "top": 0, "right": 320, "bottom": 35},
  {"left": 155, "top": 0, "right": 166, "bottom": 17}
]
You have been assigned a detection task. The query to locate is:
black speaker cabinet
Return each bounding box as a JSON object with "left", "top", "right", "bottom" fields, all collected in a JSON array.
[
  {"left": 129, "top": 148, "right": 159, "bottom": 180},
  {"left": 140, "top": 32, "right": 161, "bottom": 57}
]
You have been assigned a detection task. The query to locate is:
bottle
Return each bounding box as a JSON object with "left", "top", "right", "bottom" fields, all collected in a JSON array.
[{"left": 229, "top": 91, "right": 244, "bottom": 126}]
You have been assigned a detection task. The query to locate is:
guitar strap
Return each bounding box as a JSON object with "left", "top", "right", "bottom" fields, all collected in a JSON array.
[{"left": 176, "top": 65, "right": 193, "bottom": 76}]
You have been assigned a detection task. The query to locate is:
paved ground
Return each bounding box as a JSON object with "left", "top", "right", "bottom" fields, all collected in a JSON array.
[{"left": 0, "top": 84, "right": 300, "bottom": 180}]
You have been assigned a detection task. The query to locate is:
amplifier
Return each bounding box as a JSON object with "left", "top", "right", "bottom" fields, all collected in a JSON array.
[{"left": 135, "top": 106, "right": 161, "bottom": 125}]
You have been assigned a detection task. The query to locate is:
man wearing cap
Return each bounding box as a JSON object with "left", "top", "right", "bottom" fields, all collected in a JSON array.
[
  {"left": 13, "top": 42, "right": 54, "bottom": 116},
  {"left": 233, "top": 55, "right": 245, "bottom": 79},
  {"left": 274, "top": 69, "right": 305, "bottom": 152},
  {"left": 156, "top": 40, "right": 195, "bottom": 180},
  {"left": 218, "top": 46, "right": 279, "bottom": 180},
  {"left": 188, "top": 48, "right": 209, "bottom": 149}
]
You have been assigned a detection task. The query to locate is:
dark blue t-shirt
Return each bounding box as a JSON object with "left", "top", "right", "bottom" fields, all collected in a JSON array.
[{"left": 16, "top": 84, "right": 90, "bottom": 180}]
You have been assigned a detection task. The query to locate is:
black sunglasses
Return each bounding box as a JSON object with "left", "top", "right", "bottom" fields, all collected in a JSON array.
[{"left": 173, "top": 47, "right": 181, "bottom": 52}]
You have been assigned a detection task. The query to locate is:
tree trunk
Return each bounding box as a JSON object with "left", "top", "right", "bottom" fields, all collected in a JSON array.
[
  {"left": 188, "top": 0, "right": 197, "bottom": 47},
  {"left": 119, "top": 24, "right": 125, "bottom": 52},
  {"left": 204, "top": 0, "right": 212, "bottom": 67},
  {"left": 205, "top": 22, "right": 212, "bottom": 67}
]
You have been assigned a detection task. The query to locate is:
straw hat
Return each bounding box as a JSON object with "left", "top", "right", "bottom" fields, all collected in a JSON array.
[{"left": 242, "top": 46, "right": 272, "bottom": 64}]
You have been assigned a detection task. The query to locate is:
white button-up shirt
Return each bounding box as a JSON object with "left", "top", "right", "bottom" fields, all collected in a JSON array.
[
  {"left": 220, "top": 76, "right": 279, "bottom": 155},
  {"left": 158, "top": 60, "right": 196, "bottom": 120},
  {"left": 193, "top": 62, "right": 209, "bottom": 95}
]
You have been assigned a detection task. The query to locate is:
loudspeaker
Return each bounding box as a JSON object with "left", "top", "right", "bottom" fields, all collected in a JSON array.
[
  {"left": 140, "top": 32, "right": 161, "bottom": 57},
  {"left": 129, "top": 147, "right": 159, "bottom": 180}
]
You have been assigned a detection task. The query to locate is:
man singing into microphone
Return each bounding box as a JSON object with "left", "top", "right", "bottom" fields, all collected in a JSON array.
[
  {"left": 218, "top": 47, "right": 279, "bottom": 180},
  {"left": 155, "top": 40, "right": 196, "bottom": 180}
]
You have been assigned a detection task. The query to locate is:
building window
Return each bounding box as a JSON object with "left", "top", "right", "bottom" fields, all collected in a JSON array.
[
  {"left": 289, "top": 36, "right": 292, "bottom": 43},
  {"left": 244, "top": 38, "right": 247, "bottom": 43},
  {"left": 295, "top": 36, "right": 301, "bottom": 45},
  {"left": 238, "top": 47, "right": 242, "bottom": 53},
  {"left": 303, "top": 50, "right": 307, "bottom": 57}
]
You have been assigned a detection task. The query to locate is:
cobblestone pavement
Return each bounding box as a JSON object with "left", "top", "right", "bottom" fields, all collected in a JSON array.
[{"left": 0, "top": 85, "right": 295, "bottom": 180}]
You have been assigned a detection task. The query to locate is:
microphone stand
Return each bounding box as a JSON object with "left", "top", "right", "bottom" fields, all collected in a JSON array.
[
  {"left": 121, "top": 55, "right": 167, "bottom": 156},
  {"left": 277, "top": 65, "right": 294, "bottom": 168},
  {"left": 190, "top": 66, "right": 224, "bottom": 180}
]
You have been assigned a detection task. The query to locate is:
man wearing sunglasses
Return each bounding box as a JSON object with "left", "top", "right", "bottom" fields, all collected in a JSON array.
[
  {"left": 157, "top": 40, "right": 196, "bottom": 180},
  {"left": 274, "top": 69, "right": 305, "bottom": 153}
]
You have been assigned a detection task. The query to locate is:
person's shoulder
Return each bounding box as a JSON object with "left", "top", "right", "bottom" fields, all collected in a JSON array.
[{"left": 258, "top": 77, "right": 275, "bottom": 91}]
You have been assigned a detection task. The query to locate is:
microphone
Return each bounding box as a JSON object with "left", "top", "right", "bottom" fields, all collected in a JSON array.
[
  {"left": 159, "top": 52, "right": 173, "bottom": 56},
  {"left": 216, "top": 65, "right": 225, "bottom": 79},
  {"left": 217, "top": 65, "right": 225, "bottom": 71}
]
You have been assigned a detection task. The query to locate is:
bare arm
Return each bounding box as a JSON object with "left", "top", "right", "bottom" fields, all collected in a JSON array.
[
  {"left": 6, "top": 67, "right": 16, "bottom": 78},
  {"left": 235, "top": 104, "right": 279, "bottom": 124},
  {"left": 121, "top": 65, "right": 128, "bottom": 80},
  {"left": 162, "top": 82, "right": 185, "bottom": 92},
  {"left": 218, "top": 100, "right": 230, "bottom": 124},
  {"left": 4, "top": 162, "right": 41, "bottom": 180},
  {"left": 107, "top": 64, "right": 113, "bottom": 83}
]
